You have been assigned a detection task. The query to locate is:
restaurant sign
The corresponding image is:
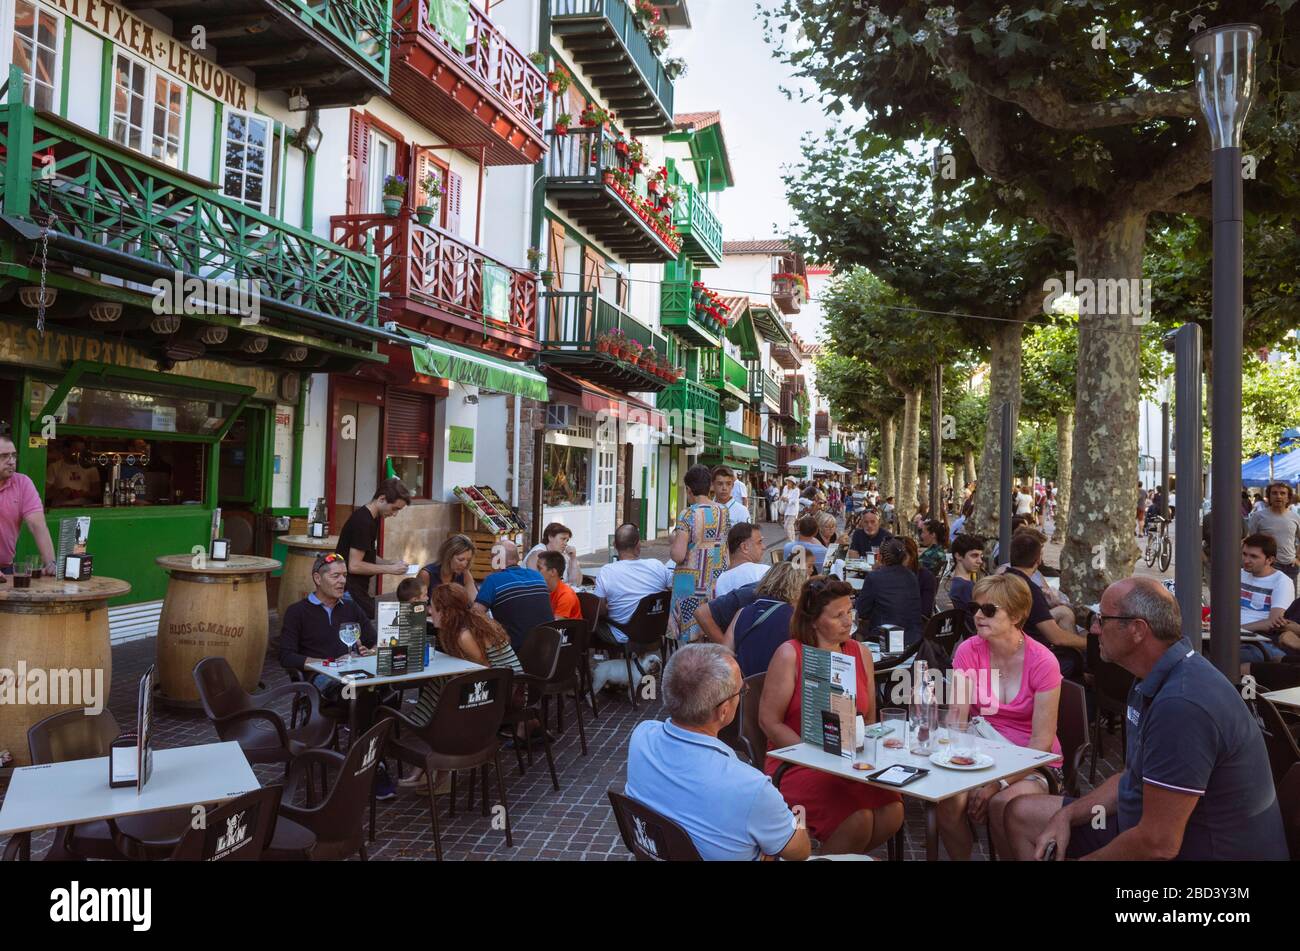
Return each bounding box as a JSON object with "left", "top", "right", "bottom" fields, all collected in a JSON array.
[
  {"left": 0, "top": 321, "right": 278, "bottom": 400},
  {"left": 43, "top": 0, "right": 252, "bottom": 110}
]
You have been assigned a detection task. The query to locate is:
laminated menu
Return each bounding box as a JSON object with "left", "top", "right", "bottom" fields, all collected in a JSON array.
[
  {"left": 376, "top": 601, "right": 428, "bottom": 677},
  {"left": 800, "top": 645, "right": 857, "bottom": 759}
]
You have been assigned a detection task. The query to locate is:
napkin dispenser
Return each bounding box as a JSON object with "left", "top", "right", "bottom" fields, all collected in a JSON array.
[{"left": 63, "top": 553, "right": 93, "bottom": 581}]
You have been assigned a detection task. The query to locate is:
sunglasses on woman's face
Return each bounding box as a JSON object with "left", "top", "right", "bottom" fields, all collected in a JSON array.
[{"left": 968, "top": 601, "right": 1000, "bottom": 618}]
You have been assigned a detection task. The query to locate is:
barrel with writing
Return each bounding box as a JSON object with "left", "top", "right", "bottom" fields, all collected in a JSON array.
[{"left": 155, "top": 555, "right": 280, "bottom": 706}]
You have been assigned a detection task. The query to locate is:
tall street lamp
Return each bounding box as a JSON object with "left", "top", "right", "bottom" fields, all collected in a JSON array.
[{"left": 1191, "top": 23, "right": 1261, "bottom": 680}]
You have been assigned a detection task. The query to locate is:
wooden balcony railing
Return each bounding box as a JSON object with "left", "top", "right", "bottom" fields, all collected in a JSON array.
[
  {"left": 2, "top": 95, "right": 378, "bottom": 329},
  {"left": 539, "top": 290, "right": 673, "bottom": 392},
  {"left": 670, "top": 178, "right": 722, "bottom": 267},
  {"left": 331, "top": 213, "right": 536, "bottom": 348},
  {"left": 278, "top": 0, "right": 391, "bottom": 82},
  {"left": 393, "top": 0, "right": 546, "bottom": 164},
  {"left": 759, "top": 439, "right": 779, "bottom": 470},
  {"left": 657, "top": 378, "right": 721, "bottom": 446}
]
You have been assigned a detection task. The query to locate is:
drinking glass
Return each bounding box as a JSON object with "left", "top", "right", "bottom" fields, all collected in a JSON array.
[
  {"left": 338, "top": 623, "right": 361, "bottom": 664},
  {"left": 880, "top": 708, "right": 907, "bottom": 753},
  {"left": 950, "top": 725, "right": 980, "bottom": 762},
  {"left": 13, "top": 557, "right": 32, "bottom": 590}
]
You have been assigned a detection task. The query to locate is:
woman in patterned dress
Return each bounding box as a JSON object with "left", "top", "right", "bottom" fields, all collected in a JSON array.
[{"left": 668, "top": 464, "right": 730, "bottom": 642}]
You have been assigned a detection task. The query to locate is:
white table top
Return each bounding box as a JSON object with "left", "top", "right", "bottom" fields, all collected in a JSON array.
[
  {"left": 767, "top": 738, "right": 1061, "bottom": 805},
  {"left": 305, "top": 651, "right": 486, "bottom": 689},
  {"left": 1200, "top": 630, "right": 1270, "bottom": 643},
  {"left": 1264, "top": 687, "right": 1300, "bottom": 711},
  {"left": 0, "top": 741, "right": 259, "bottom": 836}
]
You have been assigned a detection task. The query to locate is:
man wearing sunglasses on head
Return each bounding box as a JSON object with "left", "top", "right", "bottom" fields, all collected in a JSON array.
[{"left": 1005, "top": 577, "right": 1286, "bottom": 861}]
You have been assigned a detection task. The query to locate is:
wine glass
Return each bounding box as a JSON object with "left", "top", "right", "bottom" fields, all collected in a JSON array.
[{"left": 338, "top": 623, "right": 361, "bottom": 667}]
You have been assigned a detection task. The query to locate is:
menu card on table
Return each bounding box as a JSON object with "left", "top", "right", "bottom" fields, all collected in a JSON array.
[
  {"left": 800, "top": 645, "right": 857, "bottom": 759},
  {"left": 376, "top": 602, "right": 427, "bottom": 677},
  {"left": 55, "top": 516, "right": 91, "bottom": 580},
  {"left": 109, "top": 667, "right": 155, "bottom": 792}
]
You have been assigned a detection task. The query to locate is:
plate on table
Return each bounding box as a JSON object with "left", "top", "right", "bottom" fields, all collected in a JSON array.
[{"left": 930, "top": 750, "right": 994, "bottom": 770}]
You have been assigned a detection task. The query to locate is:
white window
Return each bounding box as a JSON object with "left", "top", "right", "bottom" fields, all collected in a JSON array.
[
  {"left": 12, "top": 0, "right": 60, "bottom": 111},
  {"left": 222, "top": 109, "right": 271, "bottom": 211},
  {"left": 366, "top": 130, "right": 397, "bottom": 214},
  {"left": 110, "top": 52, "right": 186, "bottom": 168},
  {"left": 596, "top": 448, "right": 616, "bottom": 505}
]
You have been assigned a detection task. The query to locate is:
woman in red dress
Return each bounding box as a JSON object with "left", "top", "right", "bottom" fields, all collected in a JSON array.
[{"left": 759, "top": 576, "right": 904, "bottom": 855}]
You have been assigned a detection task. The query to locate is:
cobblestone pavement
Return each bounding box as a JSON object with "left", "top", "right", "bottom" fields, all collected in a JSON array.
[{"left": 1, "top": 514, "right": 1125, "bottom": 862}]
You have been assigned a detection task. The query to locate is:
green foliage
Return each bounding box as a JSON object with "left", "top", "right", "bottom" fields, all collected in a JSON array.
[
  {"left": 1241, "top": 358, "right": 1300, "bottom": 459},
  {"left": 1015, "top": 423, "right": 1058, "bottom": 482}
]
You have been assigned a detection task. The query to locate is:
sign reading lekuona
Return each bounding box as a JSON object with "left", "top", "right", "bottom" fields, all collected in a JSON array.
[{"left": 44, "top": 0, "right": 251, "bottom": 110}]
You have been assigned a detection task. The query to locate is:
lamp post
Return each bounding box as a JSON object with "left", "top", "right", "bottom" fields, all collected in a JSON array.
[{"left": 1191, "top": 23, "right": 1261, "bottom": 680}]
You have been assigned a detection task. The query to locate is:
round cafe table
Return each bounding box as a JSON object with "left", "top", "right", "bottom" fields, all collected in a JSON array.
[
  {"left": 0, "top": 575, "right": 131, "bottom": 767},
  {"left": 154, "top": 554, "right": 279, "bottom": 707},
  {"left": 275, "top": 534, "right": 339, "bottom": 619}
]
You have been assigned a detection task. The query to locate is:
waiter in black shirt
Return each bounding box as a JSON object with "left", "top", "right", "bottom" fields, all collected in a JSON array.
[{"left": 335, "top": 477, "right": 412, "bottom": 618}]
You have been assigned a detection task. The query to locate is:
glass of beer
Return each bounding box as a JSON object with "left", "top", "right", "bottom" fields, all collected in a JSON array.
[{"left": 13, "top": 557, "right": 32, "bottom": 589}]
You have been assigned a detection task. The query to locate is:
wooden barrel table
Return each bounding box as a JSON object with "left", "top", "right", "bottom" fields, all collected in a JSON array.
[
  {"left": 155, "top": 554, "right": 280, "bottom": 707},
  {"left": 0, "top": 576, "right": 130, "bottom": 767},
  {"left": 275, "top": 535, "right": 339, "bottom": 619}
]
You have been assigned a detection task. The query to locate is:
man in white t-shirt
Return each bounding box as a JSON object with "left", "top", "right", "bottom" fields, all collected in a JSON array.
[
  {"left": 781, "top": 477, "right": 801, "bottom": 540},
  {"left": 594, "top": 524, "right": 673, "bottom": 644},
  {"left": 1237, "top": 532, "right": 1296, "bottom": 672},
  {"left": 715, "top": 523, "right": 769, "bottom": 598},
  {"left": 712, "top": 466, "right": 749, "bottom": 525}
]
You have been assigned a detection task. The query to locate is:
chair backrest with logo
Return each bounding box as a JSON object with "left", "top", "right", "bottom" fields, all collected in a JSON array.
[
  {"left": 428, "top": 667, "right": 512, "bottom": 757},
  {"left": 623, "top": 590, "right": 671, "bottom": 649},
  {"left": 163, "top": 785, "right": 283, "bottom": 861},
  {"left": 607, "top": 790, "right": 702, "bottom": 861},
  {"left": 308, "top": 718, "right": 395, "bottom": 838}
]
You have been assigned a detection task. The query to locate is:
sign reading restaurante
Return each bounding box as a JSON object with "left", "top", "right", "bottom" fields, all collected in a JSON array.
[{"left": 44, "top": 0, "right": 251, "bottom": 110}]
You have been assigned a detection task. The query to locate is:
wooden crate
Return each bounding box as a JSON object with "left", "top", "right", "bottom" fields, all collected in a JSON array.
[{"left": 459, "top": 509, "right": 523, "bottom": 575}]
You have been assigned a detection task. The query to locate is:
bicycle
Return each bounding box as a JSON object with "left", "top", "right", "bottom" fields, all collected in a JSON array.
[{"left": 1143, "top": 515, "right": 1172, "bottom": 572}]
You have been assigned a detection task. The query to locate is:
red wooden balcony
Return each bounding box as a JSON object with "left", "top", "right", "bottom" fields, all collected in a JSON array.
[
  {"left": 391, "top": 0, "right": 547, "bottom": 166},
  {"left": 331, "top": 213, "right": 538, "bottom": 361}
]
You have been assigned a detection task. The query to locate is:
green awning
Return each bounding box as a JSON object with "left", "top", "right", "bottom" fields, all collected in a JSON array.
[{"left": 406, "top": 334, "right": 549, "bottom": 401}]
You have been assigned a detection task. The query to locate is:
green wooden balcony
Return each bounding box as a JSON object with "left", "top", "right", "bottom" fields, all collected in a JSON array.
[
  {"left": 539, "top": 290, "right": 673, "bottom": 392},
  {"left": 660, "top": 282, "right": 722, "bottom": 350},
  {"left": 549, "top": 0, "right": 675, "bottom": 134},
  {"left": 0, "top": 92, "right": 383, "bottom": 368},
  {"left": 747, "top": 363, "right": 781, "bottom": 412},
  {"left": 829, "top": 441, "right": 846, "bottom": 463},
  {"left": 759, "top": 439, "right": 778, "bottom": 471},
  {"left": 127, "top": 0, "right": 391, "bottom": 106},
  {"left": 671, "top": 180, "right": 722, "bottom": 267},
  {"left": 657, "top": 378, "right": 720, "bottom": 449},
  {"left": 721, "top": 427, "right": 758, "bottom": 466},
  {"left": 695, "top": 350, "right": 748, "bottom": 402}
]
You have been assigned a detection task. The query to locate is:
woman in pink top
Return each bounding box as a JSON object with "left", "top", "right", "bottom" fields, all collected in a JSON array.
[{"left": 939, "top": 572, "right": 1062, "bottom": 860}]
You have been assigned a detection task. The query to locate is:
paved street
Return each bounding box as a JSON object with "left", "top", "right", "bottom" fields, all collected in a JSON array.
[{"left": 2, "top": 513, "right": 1124, "bottom": 862}]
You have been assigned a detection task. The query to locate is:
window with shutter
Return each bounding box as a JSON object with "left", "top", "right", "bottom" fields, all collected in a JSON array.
[
  {"left": 444, "top": 171, "right": 464, "bottom": 236},
  {"left": 548, "top": 220, "right": 566, "bottom": 289},
  {"left": 385, "top": 391, "right": 432, "bottom": 497},
  {"left": 346, "top": 111, "right": 370, "bottom": 215},
  {"left": 413, "top": 149, "right": 450, "bottom": 227}
]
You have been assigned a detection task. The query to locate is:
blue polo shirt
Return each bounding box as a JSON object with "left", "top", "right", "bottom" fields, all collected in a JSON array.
[
  {"left": 1121, "top": 638, "right": 1287, "bottom": 860},
  {"left": 625, "top": 719, "right": 797, "bottom": 861},
  {"left": 475, "top": 566, "right": 553, "bottom": 651}
]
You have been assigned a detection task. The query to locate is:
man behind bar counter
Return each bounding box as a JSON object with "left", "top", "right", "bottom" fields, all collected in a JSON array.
[{"left": 0, "top": 430, "right": 56, "bottom": 577}]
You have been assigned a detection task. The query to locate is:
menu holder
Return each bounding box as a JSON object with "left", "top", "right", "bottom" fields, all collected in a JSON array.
[
  {"left": 110, "top": 667, "right": 155, "bottom": 792},
  {"left": 210, "top": 538, "right": 230, "bottom": 561},
  {"left": 376, "top": 602, "right": 427, "bottom": 677},
  {"left": 55, "top": 516, "right": 91, "bottom": 581},
  {"left": 800, "top": 645, "right": 857, "bottom": 760}
]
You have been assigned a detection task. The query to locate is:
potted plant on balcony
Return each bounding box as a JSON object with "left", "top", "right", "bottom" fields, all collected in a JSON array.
[
  {"left": 415, "top": 173, "right": 444, "bottom": 227},
  {"left": 647, "top": 167, "right": 666, "bottom": 195},
  {"left": 554, "top": 112, "right": 572, "bottom": 136},
  {"left": 580, "top": 101, "right": 611, "bottom": 128},
  {"left": 633, "top": 0, "right": 660, "bottom": 29},
  {"left": 647, "top": 25, "right": 669, "bottom": 55},
  {"left": 642, "top": 347, "right": 658, "bottom": 374},
  {"left": 607, "top": 328, "right": 626, "bottom": 359},
  {"left": 624, "top": 339, "right": 643, "bottom": 366},
  {"left": 382, "top": 175, "right": 406, "bottom": 217},
  {"left": 541, "top": 270, "right": 556, "bottom": 289},
  {"left": 664, "top": 57, "right": 687, "bottom": 80},
  {"left": 721, "top": 395, "right": 741, "bottom": 414},
  {"left": 597, "top": 331, "right": 615, "bottom": 354},
  {"left": 627, "top": 139, "right": 646, "bottom": 176},
  {"left": 546, "top": 65, "right": 571, "bottom": 96}
]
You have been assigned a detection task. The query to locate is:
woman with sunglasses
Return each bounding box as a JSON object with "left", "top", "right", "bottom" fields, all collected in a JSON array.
[
  {"left": 937, "top": 573, "right": 1062, "bottom": 860},
  {"left": 759, "top": 576, "right": 904, "bottom": 856}
]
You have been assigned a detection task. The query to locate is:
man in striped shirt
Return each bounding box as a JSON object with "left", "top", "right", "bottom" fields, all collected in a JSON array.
[{"left": 473, "top": 540, "right": 554, "bottom": 650}]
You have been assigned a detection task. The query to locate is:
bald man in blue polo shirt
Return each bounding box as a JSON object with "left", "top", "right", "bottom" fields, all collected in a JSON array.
[
  {"left": 1005, "top": 577, "right": 1287, "bottom": 861},
  {"left": 626, "top": 644, "right": 810, "bottom": 861}
]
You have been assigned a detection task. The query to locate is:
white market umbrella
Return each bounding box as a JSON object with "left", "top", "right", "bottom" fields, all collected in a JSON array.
[{"left": 789, "top": 456, "right": 850, "bottom": 473}]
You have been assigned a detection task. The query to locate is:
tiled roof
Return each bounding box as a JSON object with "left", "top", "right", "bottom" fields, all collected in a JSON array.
[
  {"left": 719, "top": 295, "right": 749, "bottom": 317},
  {"left": 674, "top": 110, "right": 721, "bottom": 132},
  {"left": 722, "top": 239, "right": 791, "bottom": 254}
]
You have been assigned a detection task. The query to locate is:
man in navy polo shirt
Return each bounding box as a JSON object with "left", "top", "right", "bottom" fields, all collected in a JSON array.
[
  {"left": 625, "top": 644, "right": 810, "bottom": 861},
  {"left": 1006, "top": 577, "right": 1287, "bottom": 860},
  {"left": 473, "top": 540, "right": 554, "bottom": 650}
]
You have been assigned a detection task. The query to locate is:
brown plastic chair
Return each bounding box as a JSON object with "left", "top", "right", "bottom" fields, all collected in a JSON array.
[
  {"left": 20, "top": 709, "right": 190, "bottom": 861},
  {"left": 610, "top": 590, "right": 671, "bottom": 707},
  {"left": 378, "top": 668, "right": 513, "bottom": 861},
  {"left": 502, "top": 625, "right": 563, "bottom": 789},
  {"left": 1056, "top": 679, "right": 1092, "bottom": 798},
  {"left": 1086, "top": 629, "right": 1134, "bottom": 783},
  {"left": 537, "top": 618, "right": 590, "bottom": 756},
  {"left": 263, "top": 718, "right": 394, "bottom": 861},
  {"left": 1278, "top": 762, "right": 1300, "bottom": 861},
  {"left": 921, "top": 608, "right": 969, "bottom": 665},
  {"left": 193, "top": 656, "right": 336, "bottom": 790},
  {"left": 1254, "top": 696, "right": 1300, "bottom": 787},
  {"left": 577, "top": 592, "right": 605, "bottom": 716},
  {"left": 608, "top": 790, "right": 703, "bottom": 861},
  {"left": 111, "top": 785, "right": 284, "bottom": 862}
]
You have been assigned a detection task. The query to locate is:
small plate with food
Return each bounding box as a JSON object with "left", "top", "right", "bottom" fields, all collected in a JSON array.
[{"left": 930, "top": 750, "right": 994, "bottom": 770}]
